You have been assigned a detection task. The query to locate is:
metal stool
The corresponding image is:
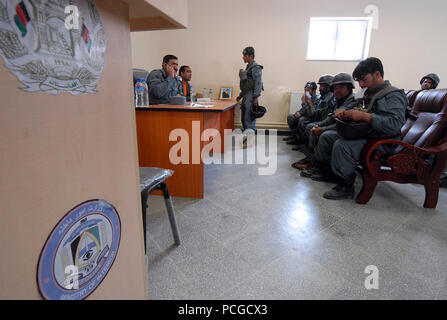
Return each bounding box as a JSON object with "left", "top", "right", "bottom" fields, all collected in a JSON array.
[{"left": 139, "top": 167, "right": 181, "bottom": 253}]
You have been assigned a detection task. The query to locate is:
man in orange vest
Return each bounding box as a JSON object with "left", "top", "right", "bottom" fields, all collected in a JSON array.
[{"left": 179, "top": 65, "right": 202, "bottom": 101}]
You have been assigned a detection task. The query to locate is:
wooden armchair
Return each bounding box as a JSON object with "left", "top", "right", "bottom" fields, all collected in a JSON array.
[{"left": 356, "top": 89, "right": 447, "bottom": 208}]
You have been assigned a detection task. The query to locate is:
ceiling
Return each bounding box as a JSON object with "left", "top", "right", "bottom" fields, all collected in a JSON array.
[{"left": 121, "top": 0, "right": 187, "bottom": 31}]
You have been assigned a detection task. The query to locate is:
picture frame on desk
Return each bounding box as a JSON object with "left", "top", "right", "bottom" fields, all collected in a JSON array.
[{"left": 219, "top": 87, "right": 233, "bottom": 100}]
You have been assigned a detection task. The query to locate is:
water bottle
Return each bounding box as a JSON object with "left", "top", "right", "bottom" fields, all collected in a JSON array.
[
  {"left": 190, "top": 85, "right": 197, "bottom": 103},
  {"left": 209, "top": 88, "right": 213, "bottom": 99},
  {"left": 135, "top": 78, "right": 149, "bottom": 107},
  {"left": 203, "top": 88, "right": 207, "bottom": 98}
]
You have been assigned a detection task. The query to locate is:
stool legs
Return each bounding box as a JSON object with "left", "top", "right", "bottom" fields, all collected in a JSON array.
[
  {"left": 141, "top": 183, "right": 181, "bottom": 256},
  {"left": 141, "top": 191, "right": 149, "bottom": 254},
  {"left": 158, "top": 182, "right": 181, "bottom": 246}
]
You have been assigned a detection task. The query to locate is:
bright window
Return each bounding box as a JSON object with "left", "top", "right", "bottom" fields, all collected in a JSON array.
[{"left": 306, "top": 17, "right": 373, "bottom": 61}]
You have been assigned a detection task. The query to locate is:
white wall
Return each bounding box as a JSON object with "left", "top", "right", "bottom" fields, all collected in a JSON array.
[{"left": 131, "top": 0, "right": 447, "bottom": 129}]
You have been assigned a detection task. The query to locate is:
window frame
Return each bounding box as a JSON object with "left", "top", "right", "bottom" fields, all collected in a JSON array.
[{"left": 306, "top": 17, "right": 373, "bottom": 62}]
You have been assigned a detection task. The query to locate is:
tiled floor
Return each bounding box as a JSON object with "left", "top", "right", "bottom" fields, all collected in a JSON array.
[{"left": 144, "top": 135, "right": 447, "bottom": 299}]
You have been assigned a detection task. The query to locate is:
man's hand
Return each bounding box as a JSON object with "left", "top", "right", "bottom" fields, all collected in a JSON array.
[
  {"left": 165, "top": 64, "right": 176, "bottom": 77},
  {"left": 304, "top": 94, "right": 312, "bottom": 105},
  {"left": 301, "top": 94, "right": 306, "bottom": 103},
  {"left": 293, "top": 112, "right": 301, "bottom": 119},
  {"left": 253, "top": 97, "right": 259, "bottom": 106},
  {"left": 343, "top": 109, "right": 372, "bottom": 123},
  {"left": 311, "top": 125, "right": 323, "bottom": 136},
  {"left": 236, "top": 95, "right": 242, "bottom": 102},
  {"left": 334, "top": 108, "right": 347, "bottom": 119}
]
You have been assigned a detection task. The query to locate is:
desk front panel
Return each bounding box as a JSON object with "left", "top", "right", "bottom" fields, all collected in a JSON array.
[{"left": 136, "top": 110, "right": 204, "bottom": 198}]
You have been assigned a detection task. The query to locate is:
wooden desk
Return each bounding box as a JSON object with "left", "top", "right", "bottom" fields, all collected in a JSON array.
[{"left": 135, "top": 100, "right": 237, "bottom": 198}]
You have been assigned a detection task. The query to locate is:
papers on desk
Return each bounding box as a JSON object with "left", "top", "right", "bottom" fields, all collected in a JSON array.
[{"left": 189, "top": 103, "right": 214, "bottom": 108}]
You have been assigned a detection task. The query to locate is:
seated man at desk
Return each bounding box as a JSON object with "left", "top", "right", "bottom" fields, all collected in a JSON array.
[
  {"left": 148, "top": 54, "right": 182, "bottom": 104},
  {"left": 178, "top": 65, "right": 203, "bottom": 101}
]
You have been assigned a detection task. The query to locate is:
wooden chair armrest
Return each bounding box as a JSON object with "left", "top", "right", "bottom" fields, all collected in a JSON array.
[{"left": 363, "top": 139, "right": 447, "bottom": 174}]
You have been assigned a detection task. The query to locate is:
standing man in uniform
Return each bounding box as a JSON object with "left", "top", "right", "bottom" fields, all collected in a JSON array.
[
  {"left": 147, "top": 54, "right": 182, "bottom": 104},
  {"left": 236, "top": 47, "right": 264, "bottom": 133},
  {"left": 323, "top": 57, "right": 408, "bottom": 200}
]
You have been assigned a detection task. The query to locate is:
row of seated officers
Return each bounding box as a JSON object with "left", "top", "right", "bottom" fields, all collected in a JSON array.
[{"left": 284, "top": 57, "right": 444, "bottom": 200}]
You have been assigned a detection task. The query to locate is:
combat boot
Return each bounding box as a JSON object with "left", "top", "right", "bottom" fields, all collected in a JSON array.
[
  {"left": 301, "top": 166, "right": 320, "bottom": 177},
  {"left": 300, "top": 157, "right": 320, "bottom": 177},
  {"left": 323, "top": 174, "right": 356, "bottom": 200}
]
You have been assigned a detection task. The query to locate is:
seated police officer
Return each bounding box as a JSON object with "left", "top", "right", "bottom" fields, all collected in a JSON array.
[
  {"left": 303, "top": 75, "right": 335, "bottom": 143},
  {"left": 420, "top": 73, "right": 440, "bottom": 90},
  {"left": 299, "top": 73, "right": 357, "bottom": 178},
  {"left": 323, "top": 57, "right": 408, "bottom": 200},
  {"left": 148, "top": 54, "right": 182, "bottom": 104},
  {"left": 292, "top": 75, "right": 336, "bottom": 167},
  {"left": 178, "top": 65, "right": 202, "bottom": 101},
  {"left": 285, "top": 82, "right": 320, "bottom": 146}
]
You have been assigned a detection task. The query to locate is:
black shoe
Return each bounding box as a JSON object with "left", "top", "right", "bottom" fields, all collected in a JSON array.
[
  {"left": 292, "top": 161, "right": 308, "bottom": 170},
  {"left": 323, "top": 184, "right": 355, "bottom": 200},
  {"left": 286, "top": 139, "right": 299, "bottom": 145},
  {"left": 301, "top": 167, "right": 319, "bottom": 178},
  {"left": 323, "top": 174, "right": 356, "bottom": 200},
  {"left": 283, "top": 135, "right": 293, "bottom": 141}
]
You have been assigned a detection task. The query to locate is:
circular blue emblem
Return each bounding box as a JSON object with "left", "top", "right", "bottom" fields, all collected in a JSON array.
[{"left": 37, "top": 199, "right": 121, "bottom": 300}]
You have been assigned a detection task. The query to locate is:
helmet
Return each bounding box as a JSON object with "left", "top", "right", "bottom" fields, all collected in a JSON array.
[
  {"left": 251, "top": 105, "right": 267, "bottom": 119},
  {"left": 243, "top": 47, "right": 255, "bottom": 56},
  {"left": 304, "top": 81, "right": 317, "bottom": 91},
  {"left": 335, "top": 118, "right": 371, "bottom": 140},
  {"left": 330, "top": 73, "right": 355, "bottom": 91},
  {"left": 420, "top": 73, "right": 440, "bottom": 89},
  {"left": 318, "top": 74, "right": 334, "bottom": 86}
]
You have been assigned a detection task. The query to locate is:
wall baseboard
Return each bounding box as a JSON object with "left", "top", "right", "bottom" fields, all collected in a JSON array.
[{"left": 234, "top": 121, "right": 289, "bottom": 131}]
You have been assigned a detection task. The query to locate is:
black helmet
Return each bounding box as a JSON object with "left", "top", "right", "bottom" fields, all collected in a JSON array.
[
  {"left": 318, "top": 74, "right": 334, "bottom": 86},
  {"left": 420, "top": 73, "right": 440, "bottom": 89},
  {"left": 304, "top": 81, "right": 317, "bottom": 91},
  {"left": 335, "top": 118, "right": 371, "bottom": 140},
  {"left": 251, "top": 105, "right": 267, "bottom": 119},
  {"left": 243, "top": 47, "right": 255, "bottom": 56},
  {"left": 330, "top": 73, "right": 356, "bottom": 92}
]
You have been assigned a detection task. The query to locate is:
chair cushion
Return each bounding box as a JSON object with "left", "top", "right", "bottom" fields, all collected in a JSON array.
[
  {"left": 397, "top": 89, "right": 447, "bottom": 153},
  {"left": 402, "top": 112, "right": 446, "bottom": 148},
  {"left": 405, "top": 90, "right": 419, "bottom": 108},
  {"left": 412, "top": 89, "right": 447, "bottom": 114},
  {"left": 139, "top": 167, "right": 173, "bottom": 193}
]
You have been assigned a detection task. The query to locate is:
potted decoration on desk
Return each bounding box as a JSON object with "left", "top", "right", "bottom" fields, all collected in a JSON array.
[{"left": 219, "top": 87, "right": 233, "bottom": 100}]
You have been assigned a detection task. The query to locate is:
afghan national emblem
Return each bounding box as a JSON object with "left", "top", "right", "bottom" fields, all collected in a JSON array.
[
  {"left": 37, "top": 199, "right": 121, "bottom": 300},
  {"left": 0, "top": 0, "right": 106, "bottom": 95}
]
